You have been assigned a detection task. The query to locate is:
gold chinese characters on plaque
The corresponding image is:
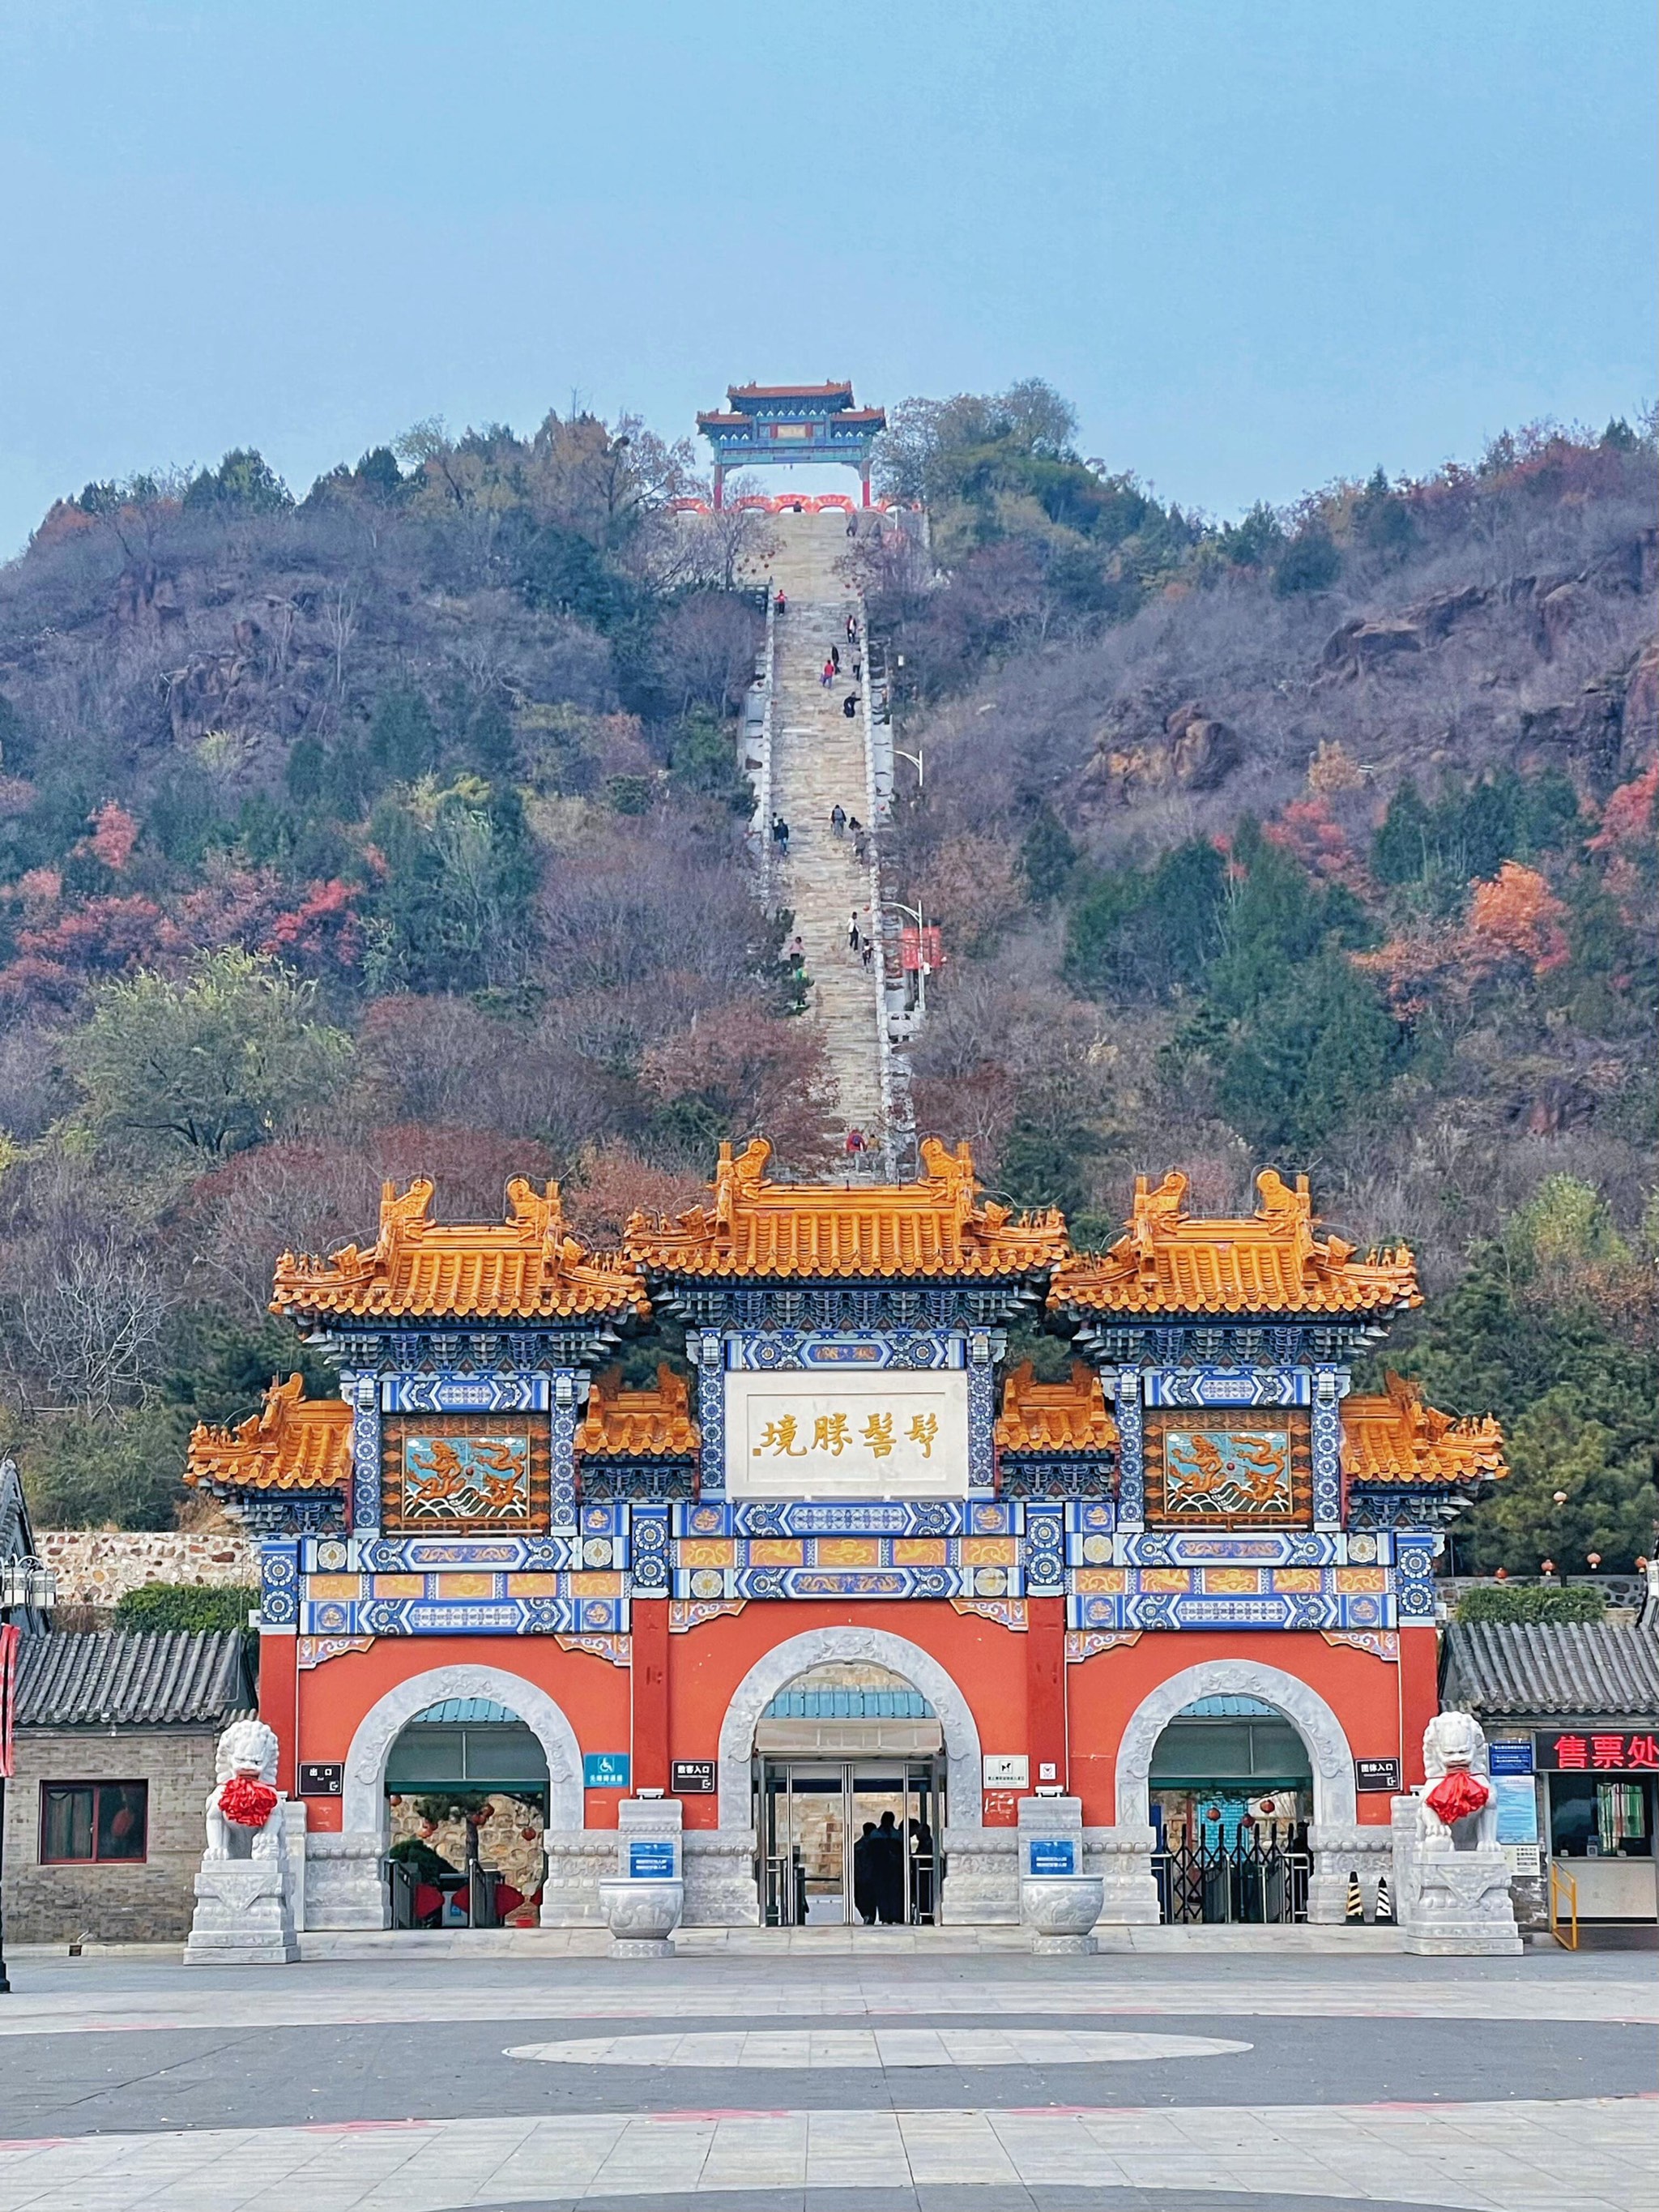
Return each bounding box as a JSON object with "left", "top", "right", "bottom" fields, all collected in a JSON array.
[{"left": 725, "top": 1369, "right": 970, "bottom": 1498}]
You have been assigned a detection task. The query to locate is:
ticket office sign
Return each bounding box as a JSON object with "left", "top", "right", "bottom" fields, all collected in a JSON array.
[{"left": 726, "top": 1368, "right": 970, "bottom": 1498}]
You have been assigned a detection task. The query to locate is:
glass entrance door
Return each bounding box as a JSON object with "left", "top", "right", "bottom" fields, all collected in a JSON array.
[{"left": 761, "top": 1761, "right": 941, "bottom": 1926}]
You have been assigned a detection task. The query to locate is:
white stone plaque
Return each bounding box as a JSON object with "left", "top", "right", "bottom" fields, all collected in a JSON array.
[{"left": 725, "top": 1368, "right": 970, "bottom": 1497}]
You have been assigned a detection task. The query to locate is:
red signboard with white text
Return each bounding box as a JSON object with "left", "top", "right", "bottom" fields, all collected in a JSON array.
[{"left": 1533, "top": 1730, "right": 1659, "bottom": 1772}]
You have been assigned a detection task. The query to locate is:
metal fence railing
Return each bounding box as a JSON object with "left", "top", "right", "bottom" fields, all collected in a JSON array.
[{"left": 1155, "top": 1842, "right": 1310, "bottom": 1926}]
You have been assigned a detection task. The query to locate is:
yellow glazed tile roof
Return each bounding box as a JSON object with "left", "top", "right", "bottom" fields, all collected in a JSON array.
[
  {"left": 271, "top": 1177, "right": 650, "bottom": 1323},
  {"left": 186, "top": 1373, "right": 352, "bottom": 1495},
  {"left": 1051, "top": 1169, "right": 1420, "bottom": 1319},
  {"left": 575, "top": 1365, "right": 700, "bottom": 1458},
  {"left": 996, "top": 1360, "right": 1119, "bottom": 1455},
  {"left": 623, "top": 1137, "right": 1069, "bottom": 1282},
  {"left": 1341, "top": 1370, "right": 1507, "bottom": 1487}
]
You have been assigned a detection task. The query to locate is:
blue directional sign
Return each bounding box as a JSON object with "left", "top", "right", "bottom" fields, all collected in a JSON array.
[
  {"left": 628, "top": 1840, "right": 677, "bottom": 1880},
  {"left": 583, "top": 1752, "right": 631, "bottom": 1789}
]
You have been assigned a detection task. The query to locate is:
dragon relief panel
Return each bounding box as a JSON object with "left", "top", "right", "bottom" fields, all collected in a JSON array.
[
  {"left": 1145, "top": 1408, "right": 1311, "bottom": 1528},
  {"left": 382, "top": 1411, "right": 550, "bottom": 1531}
]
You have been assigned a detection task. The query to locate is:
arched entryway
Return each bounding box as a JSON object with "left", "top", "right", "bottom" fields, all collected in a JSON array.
[
  {"left": 1113, "top": 1660, "right": 1358, "bottom": 1928},
  {"left": 754, "top": 1660, "right": 944, "bottom": 1926},
  {"left": 343, "top": 1664, "right": 584, "bottom": 1843},
  {"left": 385, "top": 1695, "right": 551, "bottom": 1928},
  {"left": 716, "top": 1626, "right": 983, "bottom": 1929}
]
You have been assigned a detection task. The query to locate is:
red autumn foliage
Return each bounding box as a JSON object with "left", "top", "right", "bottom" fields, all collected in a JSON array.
[
  {"left": 84, "top": 801, "right": 141, "bottom": 872},
  {"left": 1466, "top": 861, "right": 1570, "bottom": 976},
  {"left": 565, "top": 1143, "right": 709, "bottom": 1248},
  {"left": 262, "top": 878, "right": 363, "bottom": 970},
  {"left": 1586, "top": 763, "right": 1659, "bottom": 856},
  {"left": 1261, "top": 797, "right": 1367, "bottom": 888}
]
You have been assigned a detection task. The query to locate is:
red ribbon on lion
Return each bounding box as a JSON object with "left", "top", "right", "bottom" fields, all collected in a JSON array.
[
  {"left": 219, "top": 1775, "right": 279, "bottom": 1827},
  {"left": 1425, "top": 1770, "right": 1490, "bottom": 1826}
]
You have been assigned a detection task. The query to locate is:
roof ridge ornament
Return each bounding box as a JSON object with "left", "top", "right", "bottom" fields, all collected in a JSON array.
[
  {"left": 271, "top": 1176, "right": 649, "bottom": 1322},
  {"left": 622, "top": 1134, "right": 1068, "bottom": 1281},
  {"left": 1052, "top": 1166, "right": 1420, "bottom": 1319}
]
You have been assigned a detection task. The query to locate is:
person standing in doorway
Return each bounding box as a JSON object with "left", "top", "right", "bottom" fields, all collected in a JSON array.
[{"left": 874, "top": 1811, "right": 905, "bottom": 1924}]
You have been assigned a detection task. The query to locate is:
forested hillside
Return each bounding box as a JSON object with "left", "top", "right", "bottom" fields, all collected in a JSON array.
[
  {"left": 865, "top": 389, "right": 1657, "bottom": 1575},
  {"left": 0, "top": 389, "right": 1653, "bottom": 1574}
]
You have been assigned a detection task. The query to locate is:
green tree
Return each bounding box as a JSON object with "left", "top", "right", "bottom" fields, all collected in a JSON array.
[
  {"left": 1273, "top": 527, "right": 1342, "bottom": 596},
  {"left": 183, "top": 448, "right": 292, "bottom": 514},
  {"left": 365, "top": 780, "right": 539, "bottom": 991},
  {"left": 1065, "top": 839, "right": 1228, "bottom": 998},
  {"left": 1460, "top": 1383, "right": 1657, "bottom": 1576},
  {"left": 1391, "top": 1221, "right": 1659, "bottom": 1574},
  {"left": 1454, "top": 1582, "right": 1606, "bottom": 1624},
  {"left": 1018, "top": 805, "right": 1078, "bottom": 905},
  {"left": 19, "top": 1405, "right": 190, "bottom": 1530},
  {"left": 1218, "top": 502, "right": 1285, "bottom": 569},
  {"left": 368, "top": 689, "right": 441, "bottom": 781},
  {"left": 115, "top": 1582, "right": 259, "bottom": 1635},
  {"left": 77, "top": 949, "right": 352, "bottom": 1160},
  {"left": 1213, "top": 948, "right": 1397, "bottom": 1151}
]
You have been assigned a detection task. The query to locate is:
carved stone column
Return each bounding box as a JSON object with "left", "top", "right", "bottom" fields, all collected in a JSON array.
[
  {"left": 683, "top": 1829, "right": 761, "bottom": 1926},
  {"left": 939, "top": 1825, "right": 1018, "bottom": 1924},
  {"left": 1084, "top": 1826, "right": 1161, "bottom": 1925}
]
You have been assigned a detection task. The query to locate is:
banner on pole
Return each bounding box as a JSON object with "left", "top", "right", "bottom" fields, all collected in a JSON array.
[{"left": 0, "top": 1622, "right": 19, "bottom": 1780}]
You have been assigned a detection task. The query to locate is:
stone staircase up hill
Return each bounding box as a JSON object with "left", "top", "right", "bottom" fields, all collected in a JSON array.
[{"left": 752, "top": 512, "right": 887, "bottom": 1155}]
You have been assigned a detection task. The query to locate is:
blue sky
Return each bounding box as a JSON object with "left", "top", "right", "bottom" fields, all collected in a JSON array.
[{"left": 1, "top": 1, "right": 1653, "bottom": 554}]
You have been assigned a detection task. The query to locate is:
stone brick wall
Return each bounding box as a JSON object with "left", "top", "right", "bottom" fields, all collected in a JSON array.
[
  {"left": 37, "top": 1530, "right": 260, "bottom": 1610},
  {"left": 3, "top": 1727, "right": 219, "bottom": 1944}
]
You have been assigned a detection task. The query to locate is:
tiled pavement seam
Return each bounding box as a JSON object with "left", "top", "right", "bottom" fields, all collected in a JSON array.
[
  {"left": 0, "top": 2098, "right": 1652, "bottom": 2212},
  {"left": 1, "top": 1974, "right": 1650, "bottom": 2038}
]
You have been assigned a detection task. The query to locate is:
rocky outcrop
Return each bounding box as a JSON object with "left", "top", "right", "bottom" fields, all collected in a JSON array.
[
  {"left": 1320, "top": 585, "right": 1490, "bottom": 679},
  {"left": 1320, "top": 536, "right": 1656, "bottom": 683},
  {"left": 1081, "top": 694, "right": 1242, "bottom": 802},
  {"left": 1516, "top": 638, "right": 1658, "bottom": 792}
]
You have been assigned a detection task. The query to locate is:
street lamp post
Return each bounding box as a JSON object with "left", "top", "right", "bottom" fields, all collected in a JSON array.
[
  {"left": 893, "top": 745, "right": 923, "bottom": 791},
  {"left": 0, "top": 1556, "right": 56, "bottom": 1996}
]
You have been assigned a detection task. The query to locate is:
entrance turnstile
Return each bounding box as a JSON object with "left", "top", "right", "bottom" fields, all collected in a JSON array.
[{"left": 759, "top": 1760, "right": 942, "bottom": 1926}]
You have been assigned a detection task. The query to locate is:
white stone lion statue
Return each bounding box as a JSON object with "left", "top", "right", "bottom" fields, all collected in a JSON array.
[
  {"left": 1417, "top": 1710, "right": 1497, "bottom": 1848},
  {"left": 204, "top": 1718, "right": 285, "bottom": 1860}
]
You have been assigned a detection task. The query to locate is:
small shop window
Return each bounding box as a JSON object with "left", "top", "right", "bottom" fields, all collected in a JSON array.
[
  {"left": 39, "top": 1783, "right": 148, "bottom": 1864},
  {"left": 1548, "top": 1774, "right": 1653, "bottom": 1859}
]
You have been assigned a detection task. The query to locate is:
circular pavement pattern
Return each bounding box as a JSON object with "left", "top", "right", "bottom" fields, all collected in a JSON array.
[{"left": 505, "top": 2028, "right": 1252, "bottom": 2068}]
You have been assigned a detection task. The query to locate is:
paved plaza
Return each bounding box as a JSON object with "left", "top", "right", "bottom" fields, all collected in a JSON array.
[{"left": 0, "top": 1944, "right": 1653, "bottom": 2210}]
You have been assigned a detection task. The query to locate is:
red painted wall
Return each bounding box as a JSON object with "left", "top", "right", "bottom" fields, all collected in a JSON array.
[
  {"left": 268, "top": 1611, "right": 1439, "bottom": 1834},
  {"left": 284, "top": 1633, "right": 633, "bottom": 1832}
]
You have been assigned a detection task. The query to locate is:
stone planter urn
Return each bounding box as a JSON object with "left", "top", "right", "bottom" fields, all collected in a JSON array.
[
  {"left": 599, "top": 1877, "right": 684, "bottom": 1958},
  {"left": 601, "top": 1796, "right": 685, "bottom": 1956},
  {"left": 1020, "top": 1874, "right": 1104, "bottom": 1954}
]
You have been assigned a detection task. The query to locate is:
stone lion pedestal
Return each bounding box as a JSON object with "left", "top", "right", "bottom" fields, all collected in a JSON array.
[
  {"left": 1392, "top": 1713, "right": 1520, "bottom": 1958},
  {"left": 598, "top": 1797, "right": 684, "bottom": 1958},
  {"left": 185, "top": 1720, "right": 301, "bottom": 1966}
]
